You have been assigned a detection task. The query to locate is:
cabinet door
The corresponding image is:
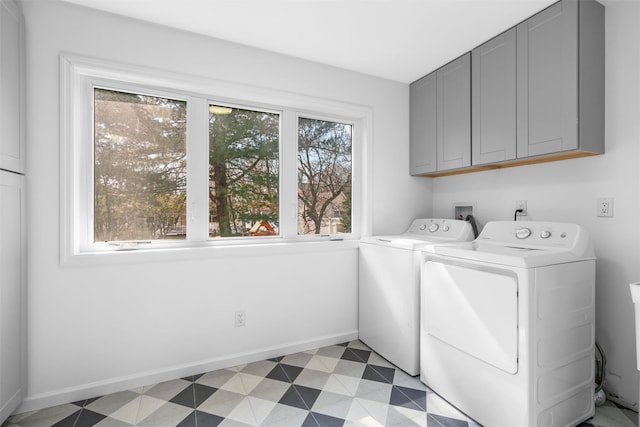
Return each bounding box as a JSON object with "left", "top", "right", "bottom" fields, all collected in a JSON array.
[
  {"left": 516, "top": 0, "right": 578, "bottom": 158},
  {"left": 410, "top": 72, "right": 437, "bottom": 175},
  {"left": 0, "top": 0, "right": 24, "bottom": 173},
  {"left": 0, "top": 170, "right": 26, "bottom": 423},
  {"left": 472, "top": 28, "right": 516, "bottom": 165},
  {"left": 437, "top": 53, "right": 470, "bottom": 171}
]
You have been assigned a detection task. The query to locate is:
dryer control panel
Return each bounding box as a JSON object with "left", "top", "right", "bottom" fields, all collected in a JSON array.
[{"left": 476, "top": 221, "right": 592, "bottom": 254}]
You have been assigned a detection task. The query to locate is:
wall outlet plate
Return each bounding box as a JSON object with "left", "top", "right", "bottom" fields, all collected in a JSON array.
[
  {"left": 235, "top": 310, "right": 246, "bottom": 327},
  {"left": 516, "top": 200, "right": 527, "bottom": 216},
  {"left": 597, "top": 197, "right": 613, "bottom": 217}
]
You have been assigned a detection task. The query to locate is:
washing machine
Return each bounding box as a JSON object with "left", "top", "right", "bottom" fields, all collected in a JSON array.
[
  {"left": 420, "top": 221, "right": 596, "bottom": 427},
  {"left": 359, "top": 218, "right": 474, "bottom": 376}
]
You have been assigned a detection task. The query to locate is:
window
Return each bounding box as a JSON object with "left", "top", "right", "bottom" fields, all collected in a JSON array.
[
  {"left": 94, "top": 89, "right": 187, "bottom": 242},
  {"left": 298, "top": 118, "right": 352, "bottom": 235},
  {"left": 208, "top": 105, "right": 280, "bottom": 238},
  {"left": 61, "top": 55, "right": 369, "bottom": 261}
]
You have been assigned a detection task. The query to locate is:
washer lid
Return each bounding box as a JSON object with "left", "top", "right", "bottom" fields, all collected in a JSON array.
[{"left": 361, "top": 234, "right": 458, "bottom": 250}]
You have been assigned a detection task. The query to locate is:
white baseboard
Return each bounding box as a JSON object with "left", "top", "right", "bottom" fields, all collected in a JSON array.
[
  {"left": 1, "top": 387, "right": 25, "bottom": 424},
  {"left": 16, "top": 331, "right": 358, "bottom": 415}
]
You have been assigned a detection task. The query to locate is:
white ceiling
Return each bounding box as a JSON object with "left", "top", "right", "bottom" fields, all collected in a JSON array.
[{"left": 60, "top": 0, "right": 556, "bottom": 83}]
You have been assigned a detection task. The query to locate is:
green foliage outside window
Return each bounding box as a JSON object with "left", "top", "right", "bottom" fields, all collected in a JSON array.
[{"left": 94, "top": 88, "right": 187, "bottom": 242}]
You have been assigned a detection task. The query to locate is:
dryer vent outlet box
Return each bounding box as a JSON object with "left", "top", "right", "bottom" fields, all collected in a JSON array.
[{"left": 453, "top": 203, "right": 476, "bottom": 220}]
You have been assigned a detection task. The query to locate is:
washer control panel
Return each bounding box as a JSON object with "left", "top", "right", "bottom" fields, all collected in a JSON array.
[{"left": 405, "top": 218, "right": 474, "bottom": 241}]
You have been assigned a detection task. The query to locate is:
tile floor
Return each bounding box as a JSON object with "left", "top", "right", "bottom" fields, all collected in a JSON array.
[{"left": 3, "top": 340, "right": 638, "bottom": 427}]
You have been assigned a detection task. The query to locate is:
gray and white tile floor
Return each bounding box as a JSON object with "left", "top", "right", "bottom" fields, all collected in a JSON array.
[{"left": 3, "top": 340, "right": 638, "bottom": 427}]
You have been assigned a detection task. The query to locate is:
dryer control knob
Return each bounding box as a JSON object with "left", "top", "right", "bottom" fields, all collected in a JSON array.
[
  {"left": 419, "top": 224, "right": 427, "bottom": 231},
  {"left": 443, "top": 225, "right": 450, "bottom": 232},
  {"left": 516, "top": 228, "right": 531, "bottom": 239},
  {"left": 540, "top": 230, "right": 552, "bottom": 239},
  {"left": 429, "top": 223, "right": 439, "bottom": 232}
]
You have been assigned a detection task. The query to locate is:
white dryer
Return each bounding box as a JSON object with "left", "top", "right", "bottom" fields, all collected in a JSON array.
[
  {"left": 420, "top": 221, "right": 596, "bottom": 427},
  {"left": 359, "top": 218, "right": 474, "bottom": 376}
]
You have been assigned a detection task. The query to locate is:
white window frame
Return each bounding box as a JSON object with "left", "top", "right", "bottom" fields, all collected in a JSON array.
[{"left": 60, "top": 54, "right": 371, "bottom": 265}]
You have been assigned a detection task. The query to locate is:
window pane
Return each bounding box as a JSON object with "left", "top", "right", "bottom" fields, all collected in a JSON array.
[
  {"left": 209, "top": 105, "right": 280, "bottom": 238},
  {"left": 94, "top": 88, "right": 187, "bottom": 242},
  {"left": 298, "top": 118, "right": 352, "bottom": 235}
]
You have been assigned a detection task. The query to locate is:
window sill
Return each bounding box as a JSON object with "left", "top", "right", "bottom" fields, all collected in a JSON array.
[{"left": 61, "top": 238, "right": 360, "bottom": 267}]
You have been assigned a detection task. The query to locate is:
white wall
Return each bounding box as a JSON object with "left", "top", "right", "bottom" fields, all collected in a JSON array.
[
  {"left": 432, "top": 0, "right": 640, "bottom": 409},
  {"left": 20, "top": 0, "right": 429, "bottom": 411},
  {"left": 23, "top": 0, "right": 637, "bottom": 415}
]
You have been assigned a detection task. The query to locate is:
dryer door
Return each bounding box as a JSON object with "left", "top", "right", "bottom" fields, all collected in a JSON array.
[{"left": 423, "top": 260, "right": 519, "bottom": 374}]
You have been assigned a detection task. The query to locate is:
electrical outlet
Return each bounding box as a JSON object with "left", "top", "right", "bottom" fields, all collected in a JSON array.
[
  {"left": 516, "top": 200, "right": 527, "bottom": 216},
  {"left": 235, "top": 310, "right": 246, "bottom": 327},
  {"left": 597, "top": 198, "right": 613, "bottom": 217}
]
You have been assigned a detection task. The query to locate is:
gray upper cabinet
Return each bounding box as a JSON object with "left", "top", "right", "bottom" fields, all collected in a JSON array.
[
  {"left": 472, "top": 28, "right": 516, "bottom": 165},
  {"left": 516, "top": 0, "right": 604, "bottom": 159},
  {"left": 0, "top": 0, "right": 24, "bottom": 174},
  {"left": 411, "top": 0, "right": 604, "bottom": 177},
  {"left": 436, "top": 53, "right": 471, "bottom": 171},
  {"left": 410, "top": 72, "right": 437, "bottom": 175},
  {"left": 410, "top": 53, "right": 470, "bottom": 175}
]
